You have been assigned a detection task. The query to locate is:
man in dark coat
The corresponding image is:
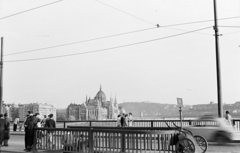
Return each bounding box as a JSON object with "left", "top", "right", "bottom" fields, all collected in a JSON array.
[
  {"left": 24, "top": 111, "right": 38, "bottom": 152},
  {"left": 0, "top": 114, "right": 7, "bottom": 146},
  {"left": 45, "top": 114, "right": 56, "bottom": 149},
  {"left": 45, "top": 114, "right": 55, "bottom": 128},
  {"left": 3, "top": 113, "right": 10, "bottom": 146}
]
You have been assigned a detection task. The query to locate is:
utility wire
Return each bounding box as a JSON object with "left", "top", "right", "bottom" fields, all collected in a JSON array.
[
  {"left": 0, "top": 0, "right": 64, "bottom": 20},
  {"left": 218, "top": 26, "right": 240, "bottom": 28},
  {"left": 160, "top": 16, "right": 240, "bottom": 27},
  {"left": 4, "top": 27, "right": 157, "bottom": 56},
  {"left": 95, "top": 0, "right": 240, "bottom": 28},
  {"left": 222, "top": 30, "right": 240, "bottom": 35},
  {"left": 4, "top": 23, "right": 213, "bottom": 57},
  {"left": 95, "top": 0, "right": 239, "bottom": 35},
  {"left": 95, "top": 0, "right": 156, "bottom": 26},
  {"left": 4, "top": 26, "right": 211, "bottom": 63}
]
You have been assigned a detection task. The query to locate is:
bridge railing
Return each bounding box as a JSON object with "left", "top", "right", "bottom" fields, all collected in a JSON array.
[
  {"left": 32, "top": 127, "right": 178, "bottom": 153},
  {"left": 57, "top": 120, "right": 193, "bottom": 128}
]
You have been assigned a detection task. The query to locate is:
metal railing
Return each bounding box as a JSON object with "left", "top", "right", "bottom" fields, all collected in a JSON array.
[
  {"left": 56, "top": 119, "right": 240, "bottom": 131},
  {"left": 33, "top": 127, "right": 178, "bottom": 153}
]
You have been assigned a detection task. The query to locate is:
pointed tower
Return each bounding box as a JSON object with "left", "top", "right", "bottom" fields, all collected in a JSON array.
[
  {"left": 110, "top": 92, "right": 113, "bottom": 102},
  {"left": 114, "top": 95, "right": 118, "bottom": 107},
  {"left": 85, "top": 95, "right": 88, "bottom": 103}
]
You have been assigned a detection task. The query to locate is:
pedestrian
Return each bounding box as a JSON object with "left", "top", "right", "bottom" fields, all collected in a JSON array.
[
  {"left": 24, "top": 114, "right": 29, "bottom": 151},
  {"left": 24, "top": 111, "right": 38, "bottom": 152},
  {"left": 41, "top": 115, "right": 47, "bottom": 127},
  {"left": 125, "top": 114, "right": 129, "bottom": 127},
  {"left": 36, "top": 118, "right": 42, "bottom": 146},
  {"left": 45, "top": 114, "right": 56, "bottom": 149},
  {"left": 128, "top": 112, "right": 134, "bottom": 127},
  {"left": 225, "top": 111, "right": 233, "bottom": 125},
  {"left": 13, "top": 117, "right": 20, "bottom": 131},
  {"left": 117, "top": 115, "right": 121, "bottom": 127},
  {"left": 120, "top": 113, "right": 126, "bottom": 127},
  {"left": 0, "top": 114, "right": 8, "bottom": 146},
  {"left": 3, "top": 113, "right": 10, "bottom": 146},
  {"left": 34, "top": 113, "right": 40, "bottom": 120}
]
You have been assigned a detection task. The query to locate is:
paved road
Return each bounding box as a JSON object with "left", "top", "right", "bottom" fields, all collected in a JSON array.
[{"left": 1, "top": 134, "right": 240, "bottom": 153}]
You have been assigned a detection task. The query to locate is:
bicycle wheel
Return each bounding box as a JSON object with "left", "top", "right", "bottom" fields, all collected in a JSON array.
[
  {"left": 194, "top": 135, "right": 208, "bottom": 153},
  {"left": 176, "top": 137, "right": 195, "bottom": 153}
]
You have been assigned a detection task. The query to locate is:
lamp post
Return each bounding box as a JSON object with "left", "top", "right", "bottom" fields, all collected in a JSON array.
[
  {"left": 213, "top": 0, "right": 223, "bottom": 118},
  {"left": 0, "top": 37, "right": 3, "bottom": 114}
]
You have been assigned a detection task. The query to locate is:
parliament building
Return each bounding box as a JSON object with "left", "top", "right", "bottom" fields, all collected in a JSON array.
[{"left": 66, "top": 86, "right": 119, "bottom": 120}]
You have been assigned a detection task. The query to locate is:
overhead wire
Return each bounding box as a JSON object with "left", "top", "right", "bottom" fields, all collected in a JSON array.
[
  {"left": 95, "top": 0, "right": 240, "bottom": 35},
  {"left": 6, "top": 7, "right": 240, "bottom": 56},
  {"left": 0, "top": 0, "right": 64, "bottom": 20},
  {"left": 95, "top": 0, "right": 156, "bottom": 26},
  {"left": 218, "top": 26, "right": 240, "bottom": 28},
  {"left": 4, "top": 27, "right": 157, "bottom": 56},
  {"left": 4, "top": 26, "right": 212, "bottom": 63},
  {"left": 1, "top": 0, "right": 239, "bottom": 58}
]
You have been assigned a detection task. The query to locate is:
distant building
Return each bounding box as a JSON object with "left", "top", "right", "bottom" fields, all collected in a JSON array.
[
  {"left": 66, "top": 86, "right": 119, "bottom": 120},
  {"left": 19, "top": 103, "right": 56, "bottom": 121}
]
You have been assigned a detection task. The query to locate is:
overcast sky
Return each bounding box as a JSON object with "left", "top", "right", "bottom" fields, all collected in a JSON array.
[{"left": 0, "top": 0, "right": 240, "bottom": 108}]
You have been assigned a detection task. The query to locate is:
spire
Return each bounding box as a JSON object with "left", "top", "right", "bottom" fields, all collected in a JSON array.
[
  {"left": 86, "top": 95, "right": 88, "bottom": 102},
  {"left": 100, "top": 84, "right": 102, "bottom": 91},
  {"left": 114, "top": 94, "right": 117, "bottom": 106}
]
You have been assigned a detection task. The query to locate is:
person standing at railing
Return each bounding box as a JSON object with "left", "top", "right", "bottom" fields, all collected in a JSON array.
[
  {"left": 124, "top": 114, "right": 129, "bottom": 127},
  {"left": 41, "top": 115, "right": 47, "bottom": 127},
  {"left": 128, "top": 112, "right": 134, "bottom": 127},
  {"left": 120, "top": 113, "right": 126, "bottom": 127},
  {"left": 117, "top": 115, "right": 121, "bottom": 127},
  {"left": 225, "top": 111, "right": 233, "bottom": 125},
  {"left": 45, "top": 114, "right": 56, "bottom": 149},
  {"left": 24, "top": 111, "right": 38, "bottom": 152}
]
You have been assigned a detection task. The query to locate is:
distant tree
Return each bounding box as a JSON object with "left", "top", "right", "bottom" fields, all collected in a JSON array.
[
  {"left": 68, "top": 115, "right": 76, "bottom": 121},
  {"left": 57, "top": 114, "right": 66, "bottom": 121}
]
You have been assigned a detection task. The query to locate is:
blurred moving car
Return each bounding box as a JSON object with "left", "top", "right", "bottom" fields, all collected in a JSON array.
[{"left": 184, "top": 115, "right": 238, "bottom": 143}]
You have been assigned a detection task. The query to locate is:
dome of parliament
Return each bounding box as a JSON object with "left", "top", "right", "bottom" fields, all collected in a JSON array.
[{"left": 95, "top": 86, "right": 106, "bottom": 102}]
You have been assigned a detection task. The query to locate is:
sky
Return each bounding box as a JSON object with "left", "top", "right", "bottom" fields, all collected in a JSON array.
[{"left": 0, "top": 0, "right": 240, "bottom": 108}]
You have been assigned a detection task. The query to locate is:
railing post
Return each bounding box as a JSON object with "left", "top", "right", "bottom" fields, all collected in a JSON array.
[
  {"left": 121, "top": 132, "right": 126, "bottom": 152},
  {"left": 32, "top": 128, "right": 37, "bottom": 153},
  {"left": 189, "top": 120, "right": 192, "bottom": 126},
  {"left": 233, "top": 119, "right": 236, "bottom": 126},
  {"left": 151, "top": 120, "right": 154, "bottom": 127},
  {"left": 90, "top": 121, "right": 92, "bottom": 127},
  {"left": 89, "top": 128, "right": 94, "bottom": 153}
]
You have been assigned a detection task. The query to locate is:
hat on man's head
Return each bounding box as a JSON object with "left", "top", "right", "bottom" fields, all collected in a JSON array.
[
  {"left": 4, "top": 113, "right": 8, "bottom": 117},
  {"left": 28, "top": 111, "right": 33, "bottom": 114},
  {"left": 0, "top": 114, "right": 3, "bottom": 118}
]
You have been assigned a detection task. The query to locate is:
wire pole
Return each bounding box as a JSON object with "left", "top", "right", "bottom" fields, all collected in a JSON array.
[
  {"left": 213, "top": 0, "right": 223, "bottom": 118},
  {"left": 0, "top": 37, "right": 3, "bottom": 114}
]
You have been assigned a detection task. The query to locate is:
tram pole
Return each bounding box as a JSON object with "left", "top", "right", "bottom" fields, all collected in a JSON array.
[
  {"left": 213, "top": 0, "right": 223, "bottom": 118},
  {"left": 0, "top": 37, "right": 3, "bottom": 114}
]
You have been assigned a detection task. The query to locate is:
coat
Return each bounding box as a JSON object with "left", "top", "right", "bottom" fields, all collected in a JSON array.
[
  {"left": 45, "top": 118, "right": 56, "bottom": 128},
  {"left": 4, "top": 117, "right": 10, "bottom": 140},
  {"left": 25, "top": 115, "right": 38, "bottom": 136},
  {"left": 0, "top": 118, "right": 7, "bottom": 143}
]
